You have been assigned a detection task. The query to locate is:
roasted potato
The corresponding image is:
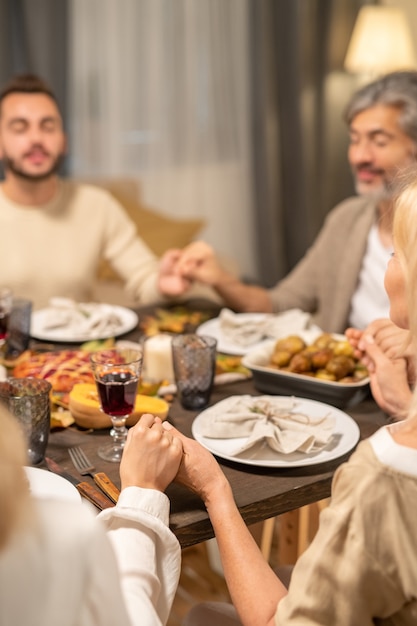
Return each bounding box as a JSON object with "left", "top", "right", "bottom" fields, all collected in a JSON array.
[
  {"left": 315, "top": 369, "right": 337, "bottom": 381},
  {"left": 325, "top": 355, "right": 355, "bottom": 379},
  {"left": 267, "top": 333, "right": 368, "bottom": 384},
  {"left": 313, "top": 333, "right": 336, "bottom": 350},
  {"left": 310, "top": 347, "right": 333, "bottom": 369},
  {"left": 288, "top": 352, "right": 312, "bottom": 373},
  {"left": 271, "top": 350, "right": 292, "bottom": 367},
  {"left": 332, "top": 340, "right": 354, "bottom": 357},
  {"left": 273, "top": 335, "right": 306, "bottom": 355}
]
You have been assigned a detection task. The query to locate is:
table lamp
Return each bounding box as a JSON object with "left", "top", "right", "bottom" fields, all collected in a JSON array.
[{"left": 344, "top": 5, "right": 416, "bottom": 78}]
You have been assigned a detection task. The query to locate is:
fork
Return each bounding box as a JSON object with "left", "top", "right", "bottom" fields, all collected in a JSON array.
[{"left": 69, "top": 446, "right": 120, "bottom": 503}]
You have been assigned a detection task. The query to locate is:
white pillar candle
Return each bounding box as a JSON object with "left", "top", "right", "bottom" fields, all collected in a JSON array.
[{"left": 143, "top": 334, "right": 175, "bottom": 382}]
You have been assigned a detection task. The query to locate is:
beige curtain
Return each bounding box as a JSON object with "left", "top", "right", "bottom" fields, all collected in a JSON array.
[{"left": 68, "top": 0, "right": 258, "bottom": 281}]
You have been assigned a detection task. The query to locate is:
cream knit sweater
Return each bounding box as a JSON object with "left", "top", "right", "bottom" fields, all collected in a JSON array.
[{"left": 0, "top": 180, "right": 162, "bottom": 309}]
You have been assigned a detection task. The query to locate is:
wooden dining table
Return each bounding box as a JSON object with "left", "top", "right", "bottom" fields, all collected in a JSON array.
[{"left": 39, "top": 300, "right": 390, "bottom": 549}]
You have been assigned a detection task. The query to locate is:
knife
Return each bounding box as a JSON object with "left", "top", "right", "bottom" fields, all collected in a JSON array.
[
  {"left": 45, "top": 457, "right": 115, "bottom": 511},
  {"left": 90, "top": 472, "right": 120, "bottom": 504}
]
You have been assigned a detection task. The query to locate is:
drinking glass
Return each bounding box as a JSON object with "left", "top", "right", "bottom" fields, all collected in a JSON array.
[
  {"left": 172, "top": 334, "right": 217, "bottom": 410},
  {"left": 0, "top": 377, "right": 51, "bottom": 465},
  {"left": 90, "top": 348, "right": 143, "bottom": 462},
  {"left": 6, "top": 298, "right": 32, "bottom": 358},
  {"left": 0, "top": 287, "right": 13, "bottom": 348}
]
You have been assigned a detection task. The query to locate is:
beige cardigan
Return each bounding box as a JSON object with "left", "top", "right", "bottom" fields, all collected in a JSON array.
[
  {"left": 277, "top": 433, "right": 417, "bottom": 625},
  {"left": 268, "top": 196, "right": 378, "bottom": 332}
]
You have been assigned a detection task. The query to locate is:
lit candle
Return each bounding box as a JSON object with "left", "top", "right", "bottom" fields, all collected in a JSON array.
[{"left": 143, "top": 334, "right": 175, "bottom": 382}]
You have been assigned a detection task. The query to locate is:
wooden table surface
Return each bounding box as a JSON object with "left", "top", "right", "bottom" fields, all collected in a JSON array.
[
  {"left": 36, "top": 300, "right": 389, "bottom": 548},
  {"left": 44, "top": 379, "right": 388, "bottom": 549}
]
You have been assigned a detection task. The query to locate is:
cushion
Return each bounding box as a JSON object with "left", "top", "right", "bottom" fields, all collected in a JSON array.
[{"left": 80, "top": 178, "right": 205, "bottom": 282}]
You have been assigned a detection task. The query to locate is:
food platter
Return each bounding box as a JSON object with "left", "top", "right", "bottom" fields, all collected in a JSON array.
[
  {"left": 191, "top": 396, "right": 360, "bottom": 468},
  {"left": 31, "top": 304, "right": 138, "bottom": 342},
  {"left": 242, "top": 339, "right": 370, "bottom": 408},
  {"left": 140, "top": 306, "right": 212, "bottom": 336}
]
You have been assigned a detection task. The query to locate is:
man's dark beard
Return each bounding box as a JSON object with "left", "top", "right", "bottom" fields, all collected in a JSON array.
[{"left": 2, "top": 152, "right": 64, "bottom": 182}]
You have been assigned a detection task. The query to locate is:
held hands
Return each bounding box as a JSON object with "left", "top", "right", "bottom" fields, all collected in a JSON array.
[
  {"left": 120, "top": 413, "right": 231, "bottom": 503},
  {"left": 346, "top": 319, "right": 412, "bottom": 418},
  {"left": 120, "top": 414, "right": 183, "bottom": 492},
  {"left": 157, "top": 249, "right": 193, "bottom": 296},
  {"left": 163, "top": 421, "right": 231, "bottom": 506},
  {"left": 158, "top": 242, "right": 230, "bottom": 296},
  {"left": 346, "top": 318, "right": 412, "bottom": 362},
  {"left": 174, "top": 241, "right": 229, "bottom": 287}
]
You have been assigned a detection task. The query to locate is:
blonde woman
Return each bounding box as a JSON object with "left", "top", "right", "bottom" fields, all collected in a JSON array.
[{"left": 172, "top": 175, "right": 417, "bottom": 625}]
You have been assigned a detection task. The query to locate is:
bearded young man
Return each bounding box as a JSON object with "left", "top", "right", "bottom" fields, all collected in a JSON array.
[
  {"left": 172, "top": 71, "right": 417, "bottom": 333},
  {"left": 0, "top": 73, "right": 198, "bottom": 309}
]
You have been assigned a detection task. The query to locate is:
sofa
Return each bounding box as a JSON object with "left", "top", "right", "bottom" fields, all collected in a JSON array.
[{"left": 77, "top": 178, "right": 213, "bottom": 306}]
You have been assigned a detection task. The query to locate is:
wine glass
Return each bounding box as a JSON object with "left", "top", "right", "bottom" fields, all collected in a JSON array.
[
  {"left": 0, "top": 287, "right": 13, "bottom": 349},
  {"left": 90, "top": 347, "right": 143, "bottom": 462}
]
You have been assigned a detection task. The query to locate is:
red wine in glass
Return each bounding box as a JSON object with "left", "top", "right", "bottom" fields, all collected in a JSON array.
[
  {"left": 90, "top": 347, "right": 143, "bottom": 463},
  {"left": 0, "top": 310, "right": 9, "bottom": 342},
  {"left": 97, "top": 369, "right": 138, "bottom": 416},
  {"left": 0, "top": 288, "right": 12, "bottom": 346}
]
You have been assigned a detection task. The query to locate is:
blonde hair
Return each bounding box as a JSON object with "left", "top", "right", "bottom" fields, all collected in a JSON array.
[
  {"left": 392, "top": 171, "right": 417, "bottom": 418},
  {"left": 0, "top": 403, "right": 32, "bottom": 549}
]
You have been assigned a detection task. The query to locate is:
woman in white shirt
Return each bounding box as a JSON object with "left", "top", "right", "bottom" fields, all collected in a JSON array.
[{"left": 0, "top": 407, "right": 183, "bottom": 626}]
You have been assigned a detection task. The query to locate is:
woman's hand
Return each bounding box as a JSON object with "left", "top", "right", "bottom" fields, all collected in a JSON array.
[
  {"left": 162, "top": 422, "right": 231, "bottom": 506},
  {"left": 356, "top": 334, "right": 411, "bottom": 419},
  {"left": 346, "top": 319, "right": 414, "bottom": 417},
  {"left": 120, "top": 414, "right": 183, "bottom": 492},
  {"left": 346, "top": 318, "right": 411, "bottom": 360}
]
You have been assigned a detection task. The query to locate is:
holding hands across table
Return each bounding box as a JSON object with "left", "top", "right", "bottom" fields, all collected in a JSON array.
[
  {"left": 120, "top": 414, "right": 183, "bottom": 492},
  {"left": 163, "top": 241, "right": 273, "bottom": 313},
  {"left": 346, "top": 318, "right": 414, "bottom": 419}
]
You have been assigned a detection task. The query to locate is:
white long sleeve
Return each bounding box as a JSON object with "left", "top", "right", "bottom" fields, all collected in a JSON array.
[
  {"left": 99, "top": 487, "right": 181, "bottom": 626},
  {"left": 0, "top": 490, "right": 181, "bottom": 626}
]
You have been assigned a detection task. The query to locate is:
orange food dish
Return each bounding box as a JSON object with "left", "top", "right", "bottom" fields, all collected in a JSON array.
[{"left": 12, "top": 349, "right": 95, "bottom": 392}]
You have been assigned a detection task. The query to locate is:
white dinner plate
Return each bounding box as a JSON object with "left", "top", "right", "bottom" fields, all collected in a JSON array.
[
  {"left": 197, "top": 314, "right": 272, "bottom": 355},
  {"left": 191, "top": 396, "right": 360, "bottom": 468},
  {"left": 24, "top": 466, "right": 82, "bottom": 503},
  {"left": 31, "top": 305, "right": 138, "bottom": 342}
]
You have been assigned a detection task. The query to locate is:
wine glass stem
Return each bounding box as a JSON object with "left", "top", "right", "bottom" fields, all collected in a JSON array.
[{"left": 110, "top": 416, "right": 128, "bottom": 446}]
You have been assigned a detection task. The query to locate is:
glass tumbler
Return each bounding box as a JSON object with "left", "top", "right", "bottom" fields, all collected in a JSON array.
[
  {"left": 0, "top": 377, "right": 51, "bottom": 465},
  {"left": 171, "top": 334, "right": 217, "bottom": 410}
]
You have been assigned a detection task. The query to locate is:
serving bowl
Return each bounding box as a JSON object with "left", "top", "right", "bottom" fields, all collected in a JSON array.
[{"left": 242, "top": 337, "right": 371, "bottom": 409}]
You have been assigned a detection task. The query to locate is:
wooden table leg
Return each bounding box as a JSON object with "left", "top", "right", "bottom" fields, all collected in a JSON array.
[{"left": 277, "top": 510, "right": 300, "bottom": 565}]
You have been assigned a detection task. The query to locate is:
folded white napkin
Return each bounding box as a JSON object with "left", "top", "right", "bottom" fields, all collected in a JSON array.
[
  {"left": 218, "top": 308, "right": 318, "bottom": 347},
  {"left": 41, "top": 298, "right": 123, "bottom": 337},
  {"left": 197, "top": 395, "right": 335, "bottom": 456}
]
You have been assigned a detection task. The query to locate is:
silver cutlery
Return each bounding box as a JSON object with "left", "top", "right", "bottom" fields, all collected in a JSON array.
[{"left": 68, "top": 446, "right": 120, "bottom": 503}]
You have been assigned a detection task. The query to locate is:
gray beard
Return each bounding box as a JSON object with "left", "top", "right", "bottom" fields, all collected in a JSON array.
[
  {"left": 356, "top": 185, "right": 392, "bottom": 203},
  {"left": 354, "top": 173, "right": 395, "bottom": 203}
]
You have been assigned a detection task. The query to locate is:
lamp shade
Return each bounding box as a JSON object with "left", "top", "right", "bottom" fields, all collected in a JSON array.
[{"left": 345, "top": 6, "right": 416, "bottom": 75}]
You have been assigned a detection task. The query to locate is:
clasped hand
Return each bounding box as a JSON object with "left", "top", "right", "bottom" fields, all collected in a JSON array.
[
  {"left": 120, "top": 412, "right": 226, "bottom": 506},
  {"left": 346, "top": 319, "right": 413, "bottom": 418},
  {"left": 157, "top": 242, "right": 228, "bottom": 296}
]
